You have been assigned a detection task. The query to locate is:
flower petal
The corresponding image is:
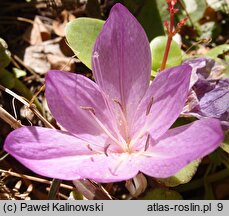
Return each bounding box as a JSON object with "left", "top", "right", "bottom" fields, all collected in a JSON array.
[
  {"left": 92, "top": 3, "right": 151, "bottom": 125},
  {"left": 45, "top": 70, "right": 120, "bottom": 142},
  {"left": 132, "top": 65, "right": 192, "bottom": 140},
  {"left": 199, "top": 82, "right": 229, "bottom": 118},
  {"left": 139, "top": 118, "right": 224, "bottom": 178},
  {"left": 4, "top": 126, "right": 138, "bottom": 182}
]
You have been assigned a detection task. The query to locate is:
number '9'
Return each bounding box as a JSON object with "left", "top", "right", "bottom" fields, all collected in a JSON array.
[{"left": 217, "top": 203, "right": 223, "bottom": 211}]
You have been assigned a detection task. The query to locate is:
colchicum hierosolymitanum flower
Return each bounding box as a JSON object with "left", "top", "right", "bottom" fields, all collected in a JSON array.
[
  {"left": 182, "top": 58, "right": 229, "bottom": 130},
  {"left": 4, "top": 4, "right": 224, "bottom": 183}
]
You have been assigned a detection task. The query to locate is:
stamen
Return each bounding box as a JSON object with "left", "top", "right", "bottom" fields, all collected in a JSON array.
[
  {"left": 80, "top": 106, "right": 96, "bottom": 115},
  {"left": 113, "top": 99, "right": 130, "bottom": 142},
  {"left": 113, "top": 99, "right": 124, "bottom": 112},
  {"left": 129, "top": 96, "right": 154, "bottom": 147},
  {"left": 86, "top": 143, "right": 112, "bottom": 156},
  {"left": 144, "top": 134, "right": 150, "bottom": 151},
  {"left": 133, "top": 149, "right": 159, "bottom": 158},
  {"left": 86, "top": 144, "right": 93, "bottom": 151},
  {"left": 146, "top": 96, "right": 154, "bottom": 115},
  {"left": 80, "top": 106, "right": 124, "bottom": 149},
  {"left": 92, "top": 54, "right": 127, "bottom": 146},
  {"left": 93, "top": 51, "right": 128, "bottom": 147},
  {"left": 140, "top": 151, "right": 165, "bottom": 158},
  {"left": 103, "top": 95, "right": 126, "bottom": 145},
  {"left": 104, "top": 144, "right": 111, "bottom": 157}
]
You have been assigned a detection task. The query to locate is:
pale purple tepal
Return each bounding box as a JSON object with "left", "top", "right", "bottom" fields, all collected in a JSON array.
[{"left": 4, "top": 4, "right": 224, "bottom": 183}]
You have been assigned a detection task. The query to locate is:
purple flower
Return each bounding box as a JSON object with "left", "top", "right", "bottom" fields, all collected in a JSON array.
[
  {"left": 4, "top": 4, "right": 224, "bottom": 183},
  {"left": 182, "top": 58, "right": 229, "bottom": 129}
]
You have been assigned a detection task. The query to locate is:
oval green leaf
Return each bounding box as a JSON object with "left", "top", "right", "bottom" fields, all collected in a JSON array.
[
  {"left": 206, "top": 44, "right": 229, "bottom": 59},
  {"left": 143, "top": 188, "right": 183, "bottom": 200},
  {"left": 157, "top": 159, "right": 201, "bottom": 187},
  {"left": 65, "top": 18, "right": 104, "bottom": 69},
  {"left": 150, "top": 36, "right": 182, "bottom": 72},
  {"left": 207, "top": 0, "right": 229, "bottom": 13},
  {"left": 183, "top": 0, "right": 206, "bottom": 23}
]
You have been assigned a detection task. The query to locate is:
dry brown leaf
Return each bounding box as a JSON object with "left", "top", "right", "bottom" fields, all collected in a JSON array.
[
  {"left": 23, "top": 16, "right": 52, "bottom": 45},
  {"left": 47, "top": 54, "right": 74, "bottom": 71},
  {"left": 53, "top": 10, "right": 75, "bottom": 37},
  {"left": 23, "top": 38, "right": 75, "bottom": 74},
  {"left": 54, "top": 0, "right": 63, "bottom": 7}
]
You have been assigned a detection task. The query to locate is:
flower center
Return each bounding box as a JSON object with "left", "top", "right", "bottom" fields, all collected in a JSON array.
[
  {"left": 113, "top": 99, "right": 130, "bottom": 142},
  {"left": 80, "top": 106, "right": 127, "bottom": 151}
]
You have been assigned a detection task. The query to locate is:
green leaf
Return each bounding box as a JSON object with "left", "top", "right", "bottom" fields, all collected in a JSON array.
[
  {"left": 206, "top": 44, "right": 229, "bottom": 59},
  {"left": 124, "top": 0, "right": 164, "bottom": 41},
  {"left": 0, "top": 69, "right": 15, "bottom": 89},
  {"left": 158, "top": 160, "right": 201, "bottom": 187},
  {"left": 182, "top": 0, "right": 207, "bottom": 23},
  {"left": 48, "top": 179, "right": 62, "bottom": 200},
  {"left": 70, "top": 190, "right": 84, "bottom": 200},
  {"left": 0, "top": 38, "right": 11, "bottom": 68},
  {"left": 171, "top": 117, "right": 195, "bottom": 128},
  {"left": 199, "top": 22, "right": 221, "bottom": 40},
  {"left": 143, "top": 188, "right": 183, "bottom": 200},
  {"left": 225, "top": 55, "right": 229, "bottom": 63},
  {"left": 65, "top": 18, "right": 104, "bottom": 69},
  {"left": 150, "top": 36, "right": 182, "bottom": 71},
  {"left": 204, "top": 183, "right": 215, "bottom": 199},
  {"left": 12, "top": 67, "right": 27, "bottom": 78},
  {"left": 155, "top": 0, "right": 170, "bottom": 23},
  {"left": 206, "top": 0, "right": 229, "bottom": 13},
  {"left": 151, "top": 70, "right": 158, "bottom": 78},
  {"left": 0, "top": 68, "right": 42, "bottom": 112},
  {"left": 220, "top": 132, "right": 229, "bottom": 154},
  {"left": 2, "top": 71, "right": 42, "bottom": 111}
]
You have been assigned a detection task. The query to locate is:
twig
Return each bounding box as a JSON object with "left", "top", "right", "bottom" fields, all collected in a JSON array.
[
  {"left": 12, "top": 55, "right": 40, "bottom": 79},
  {"left": 0, "top": 85, "right": 53, "bottom": 129},
  {"left": 0, "top": 169, "right": 74, "bottom": 191},
  {"left": 0, "top": 16, "right": 34, "bottom": 24},
  {"left": 185, "top": 38, "right": 212, "bottom": 54},
  {"left": 73, "top": 179, "right": 112, "bottom": 200},
  {"left": 10, "top": 57, "right": 21, "bottom": 69},
  {"left": 0, "top": 107, "right": 22, "bottom": 129},
  {"left": 29, "top": 84, "right": 45, "bottom": 107},
  {"left": 0, "top": 87, "right": 65, "bottom": 198},
  {"left": 0, "top": 153, "right": 9, "bottom": 161}
]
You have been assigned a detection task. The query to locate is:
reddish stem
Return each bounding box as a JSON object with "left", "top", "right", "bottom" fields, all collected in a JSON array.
[
  {"left": 160, "top": 12, "right": 174, "bottom": 71},
  {"left": 170, "top": 12, "right": 174, "bottom": 33},
  {"left": 160, "top": 35, "right": 173, "bottom": 71}
]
